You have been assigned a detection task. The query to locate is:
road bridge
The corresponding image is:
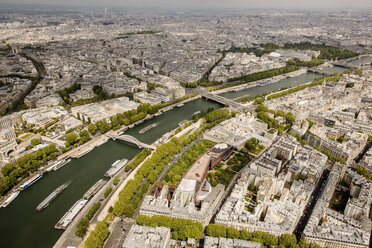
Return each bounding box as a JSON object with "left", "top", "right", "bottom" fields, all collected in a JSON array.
[
  {"left": 331, "top": 62, "right": 353, "bottom": 68},
  {"left": 196, "top": 88, "right": 255, "bottom": 113},
  {"left": 307, "top": 68, "right": 334, "bottom": 76},
  {"left": 108, "top": 134, "right": 156, "bottom": 150}
]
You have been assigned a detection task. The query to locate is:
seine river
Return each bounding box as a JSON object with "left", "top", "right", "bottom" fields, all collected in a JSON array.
[{"left": 219, "top": 66, "right": 346, "bottom": 101}]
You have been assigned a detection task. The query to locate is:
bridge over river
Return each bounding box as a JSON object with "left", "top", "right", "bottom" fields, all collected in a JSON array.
[
  {"left": 108, "top": 134, "right": 156, "bottom": 150},
  {"left": 195, "top": 88, "right": 255, "bottom": 113}
]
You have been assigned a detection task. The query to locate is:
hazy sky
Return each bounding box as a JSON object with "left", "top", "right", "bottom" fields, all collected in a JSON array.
[{"left": 2, "top": 0, "right": 372, "bottom": 9}]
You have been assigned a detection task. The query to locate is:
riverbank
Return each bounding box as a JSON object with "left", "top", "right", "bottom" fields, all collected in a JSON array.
[{"left": 213, "top": 68, "right": 308, "bottom": 94}]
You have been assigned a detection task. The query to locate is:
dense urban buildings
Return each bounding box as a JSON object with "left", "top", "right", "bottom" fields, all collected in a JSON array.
[{"left": 0, "top": 4, "right": 371, "bottom": 248}]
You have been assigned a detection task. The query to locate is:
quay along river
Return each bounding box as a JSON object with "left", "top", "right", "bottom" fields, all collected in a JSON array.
[{"left": 0, "top": 98, "right": 222, "bottom": 248}]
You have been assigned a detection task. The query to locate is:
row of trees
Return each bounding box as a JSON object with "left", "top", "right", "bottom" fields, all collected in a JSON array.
[
  {"left": 0, "top": 144, "right": 58, "bottom": 196},
  {"left": 227, "top": 66, "right": 301, "bottom": 83},
  {"left": 205, "top": 224, "right": 321, "bottom": 248},
  {"left": 266, "top": 74, "right": 341, "bottom": 100},
  {"left": 136, "top": 215, "right": 204, "bottom": 240},
  {"left": 84, "top": 220, "right": 110, "bottom": 248},
  {"left": 286, "top": 58, "right": 324, "bottom": 68},
  {"left": 64, "top": 130, "right": 92, "bottom": 148},
  {"left": 75, "top": 201, "right": 102, "bottom": 238},
  {"left": 164, "top": 140, "right": 215, "bottom": 185},
  {"left": 124, "top": 149, "right": 151, "bottom": 171}
]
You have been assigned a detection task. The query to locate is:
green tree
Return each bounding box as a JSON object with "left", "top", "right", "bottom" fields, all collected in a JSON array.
[
  {"left": 87, "top": 202, "right": 101, "bottom": 220},
  {"left": 1, "top": 163, "right": 16, "bottom": 177},
  {"left": 75, "top": 217, "right": 89, "bottom": 238},
  {"left": 227, "top": 226, "right": 240, "bottom": 239},
  {"left": 280, "top": 234, "right": 298, "bottom": 248},
  {"left": 104, "top": 187, "right": 112, "bottom": 198},
  {"left": 240, "top": 229, "right": 252, "bottom": 240},
  {"left": 79, "top": 130, "right": 91, "bottom": 144},
  {"left": 87, "top": 123, "right": 96, "bottom": 135},
  {"left": 298, "top": 238, "right": 309, "bottom": 248},
  {"left": 30, "top": 138, "right": 41, "bottom": 148},
  {"left": 65, "top": 132, "right": 79, "bottom": 147},
  {"left": 113, "top": 176, "right": 120, "bottom": 186},
  {"left": 85, "top": 221, "right": 110, "bottom": 248},
  {"left": 206, "top": 224, "right": 227, "bottom": 238}
]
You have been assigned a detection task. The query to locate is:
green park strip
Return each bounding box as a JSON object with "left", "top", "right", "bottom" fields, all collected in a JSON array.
[
  {"left": 124, "top": 149, "right": 152, "bottom": 172},
  {"left": 84, "top": 220, "right": 110, "bottom": 248}
]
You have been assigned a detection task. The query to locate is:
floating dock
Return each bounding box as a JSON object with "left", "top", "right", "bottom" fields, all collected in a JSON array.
[
  {"left": 96, "top": 139, "right": 108, "bottom": 148},
  {"left": 55, "top": 198, "right": 88, "bottom": 230},
  {"left": 83, "top": 179, "right": 106, "bottom": 199},
  {"left": 76, "top": 147, "right": 93, "bottom": 158},
  {"left": 1, "top": 191, "right": 20, "bottom": 208},
  {"left": 104, "top": 159, "right": 128, "bottom": 178},
  {"left": 36, "top": 182, "right": 70, "bottom": 211}
]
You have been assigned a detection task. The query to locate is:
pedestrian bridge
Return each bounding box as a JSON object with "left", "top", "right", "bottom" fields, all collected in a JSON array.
[{"left": 108, "top": 134, "right": 156, "bottom": 150}]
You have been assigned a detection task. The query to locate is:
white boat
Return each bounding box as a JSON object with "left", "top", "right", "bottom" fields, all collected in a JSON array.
[
  {"left": 19, "top": 173, "right": 43, "bottom": 191},
  {"left": 1, "top": 191, "right": 20, "bottom": 207},
  {"left": 55, "top": 198, "right": 88, "bottom": 229},
  {"left": 176, "top": 103, "right": 184, "bottom": 107}
]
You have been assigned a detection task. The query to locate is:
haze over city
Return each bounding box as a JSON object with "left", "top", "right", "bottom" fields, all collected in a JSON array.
[{"left": 1, "top": 0, "right": 372, "bottom": 9}]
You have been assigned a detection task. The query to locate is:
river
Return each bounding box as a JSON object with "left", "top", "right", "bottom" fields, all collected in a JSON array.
[
  {"left": 219, "top": 66, "right": 346, "bottom": 101},
  {"left": 219, "top": 72, "right": 321, "bottom": 101},
  {"left": 0, "top": 98, "right": 222, "bottom": 248},
  {"left": 348, "top": 56, "right": 372, "bottom": 67}
]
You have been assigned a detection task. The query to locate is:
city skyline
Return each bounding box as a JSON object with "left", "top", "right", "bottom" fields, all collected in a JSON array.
[{"left": 1, "top": 0, "right": 372, "bottom": 9}]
